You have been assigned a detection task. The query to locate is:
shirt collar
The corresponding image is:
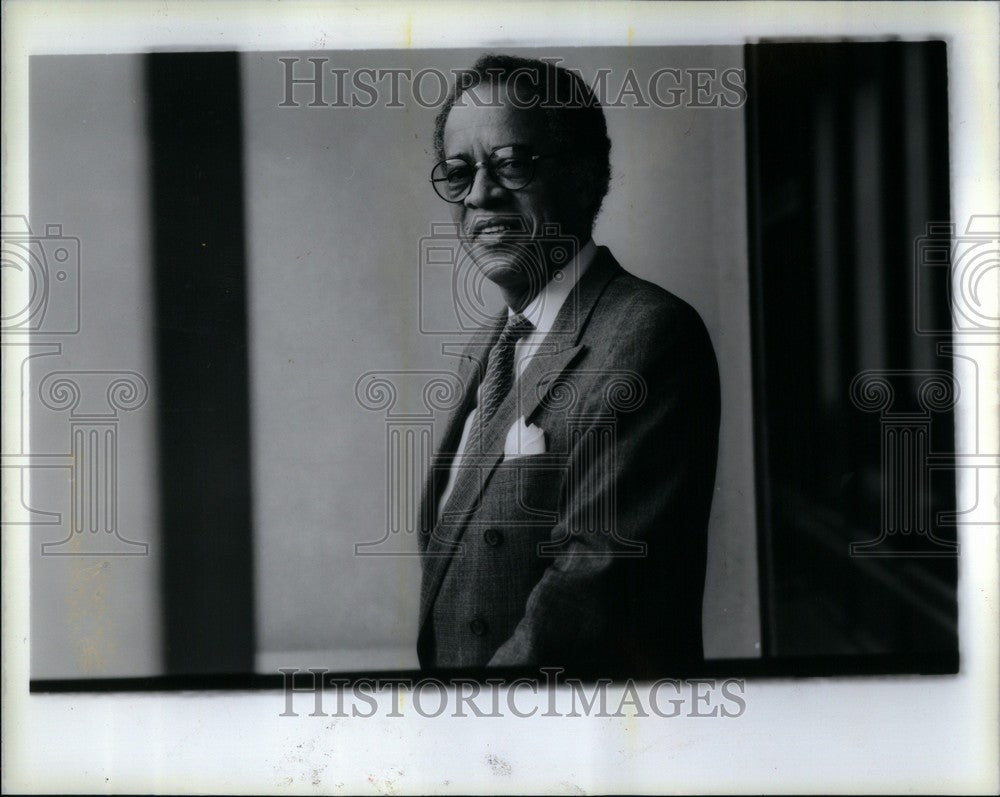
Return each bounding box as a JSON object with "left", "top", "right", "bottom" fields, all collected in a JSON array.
[{"left": 509, "top": 239, "right": 597, "bottom": 334}]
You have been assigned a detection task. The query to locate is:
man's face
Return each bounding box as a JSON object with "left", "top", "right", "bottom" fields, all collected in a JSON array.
[{"left": 442, "top": 84, "right": 585, "bottom": 307}]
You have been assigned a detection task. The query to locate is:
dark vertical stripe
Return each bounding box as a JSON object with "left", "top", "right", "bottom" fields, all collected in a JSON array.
[
  {"left": 745, "top": 42, "right": 955, "bottom": 664},
  {"left": 146, "top": 52, "right": 255, "bottom": 674},
  {"left": 743, "top": 43, "right": 777, "bottom": 658}
]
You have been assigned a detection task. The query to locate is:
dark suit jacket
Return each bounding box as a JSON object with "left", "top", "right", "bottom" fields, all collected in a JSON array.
[{"left": 417, "top": 247, "right": 720, "bottom": 678}]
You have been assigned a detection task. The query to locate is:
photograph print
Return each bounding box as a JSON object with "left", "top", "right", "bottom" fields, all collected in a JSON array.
[{"left": 21, "top": 42, "right": 963, "bottom": 687}]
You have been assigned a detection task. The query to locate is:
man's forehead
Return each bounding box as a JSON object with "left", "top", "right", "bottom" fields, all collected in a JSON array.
[{"left": 443, "top": 87, "right": 544, "bottom": 153}]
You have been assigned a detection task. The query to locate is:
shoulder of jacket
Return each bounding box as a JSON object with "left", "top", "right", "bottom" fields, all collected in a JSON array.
[{"left": 595, "top": 266, "right": 708, "bottom": 342}]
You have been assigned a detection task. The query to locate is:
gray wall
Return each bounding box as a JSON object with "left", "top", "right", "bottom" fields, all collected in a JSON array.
[
  {"left": 244, "top": 47, "right": 759, "bottom": 670},
  {"left": 29, "top": 55, "right": 162, "bottom": 679}
]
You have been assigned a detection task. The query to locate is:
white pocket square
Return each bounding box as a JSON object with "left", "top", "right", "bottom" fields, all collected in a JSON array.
[{"left": 504, "top": 417, "right": 546, "bottom": 461}]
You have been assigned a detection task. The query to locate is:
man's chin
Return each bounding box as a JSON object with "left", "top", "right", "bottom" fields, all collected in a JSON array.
[
  {"left": 476, "top": 261, "right": 524, "bottom": 288},
  {"left": 469, "top": 249, "right": 547, "bottom": 285}
]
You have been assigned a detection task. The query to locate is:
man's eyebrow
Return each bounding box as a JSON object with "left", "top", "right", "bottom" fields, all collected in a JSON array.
[{"left": 443, "top": 142, "right": 534, "bottom": 161}]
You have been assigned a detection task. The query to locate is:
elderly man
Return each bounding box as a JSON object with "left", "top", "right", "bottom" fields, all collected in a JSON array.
[{"left": 417, "top": 54, "right": 720, "bottom": 678}]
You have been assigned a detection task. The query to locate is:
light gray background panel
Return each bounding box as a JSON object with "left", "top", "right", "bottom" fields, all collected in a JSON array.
[
  {"left": 243, "top": 47, "right": 759, "bottom": 671},
  {"left": 28, "top": 47, "right": 759, "bottom": 678}
]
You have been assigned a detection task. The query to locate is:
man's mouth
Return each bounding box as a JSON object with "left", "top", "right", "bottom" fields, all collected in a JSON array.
[
  {"left": 469, "top": 216, "right": 528, "bottom": 239},
  {"left": 480, "top": 222, "right": 513, "bottom": 235}
]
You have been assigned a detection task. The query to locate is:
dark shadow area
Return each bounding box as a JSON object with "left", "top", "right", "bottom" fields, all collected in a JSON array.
[
  {"left": 146, "top": 52, "right": 256, "bottom": 673},
  {"left": 745, "top": 41, "right": 957, "bottom": 668},
  {"left": 29, "top": 647, "right": 959, "bottom": 693}
]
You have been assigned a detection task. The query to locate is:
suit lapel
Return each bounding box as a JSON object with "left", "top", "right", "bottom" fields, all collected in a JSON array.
[
  {"left": 417, "top": 314, "right": 504, "bottom": 547},
  {"left": 424, "top": 338, "right": 585, "bottom": 548},
  {"left": 419, "top": 248, "right": 623, "bottom": 629},
  {"left": 515, "top": 248, "right": 623, "bottom": 424}
]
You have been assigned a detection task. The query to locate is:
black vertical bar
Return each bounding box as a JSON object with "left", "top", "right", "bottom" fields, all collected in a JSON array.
[
  {"left": 147, "top": 52, "right": 255, "bottom": 674},
  {"left": 743, "top": 43, "right": 777, "bottom": 658}
]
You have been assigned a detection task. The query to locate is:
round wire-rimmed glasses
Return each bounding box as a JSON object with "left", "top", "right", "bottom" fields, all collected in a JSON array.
[{"left": 430, "top": 145, "right": 555, "bottom": 203}]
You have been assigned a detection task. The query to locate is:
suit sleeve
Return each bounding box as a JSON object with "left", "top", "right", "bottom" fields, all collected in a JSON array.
[{"left": 487, "top": 297, "right": 721, "bottom": 673}]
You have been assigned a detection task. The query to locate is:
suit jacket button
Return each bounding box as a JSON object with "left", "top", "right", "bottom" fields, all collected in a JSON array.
[
  {"left": 470, "top": 618, "right": 488, "bottom": 636},
  {"left": 483, "top": 528, "right": 502, "bottom": 547}
]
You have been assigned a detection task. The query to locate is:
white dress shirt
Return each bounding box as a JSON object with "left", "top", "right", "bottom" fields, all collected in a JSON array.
[{"left": 437, "top": 239, "right": 598, "bottom": 515}]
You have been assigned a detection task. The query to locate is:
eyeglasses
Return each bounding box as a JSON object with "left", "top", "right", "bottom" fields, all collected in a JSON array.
[{"left": 430, "top": 145, "right": 555, "bottom": 203}]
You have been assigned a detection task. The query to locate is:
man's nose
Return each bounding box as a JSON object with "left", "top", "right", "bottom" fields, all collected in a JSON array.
[{"left": 463, "top": 163, "right": 504, "bottom": 209}]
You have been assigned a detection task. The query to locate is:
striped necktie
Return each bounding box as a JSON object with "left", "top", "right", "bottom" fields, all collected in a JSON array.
[{"left": 463, "top": 313, "right": 534, "bottom": 457}]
